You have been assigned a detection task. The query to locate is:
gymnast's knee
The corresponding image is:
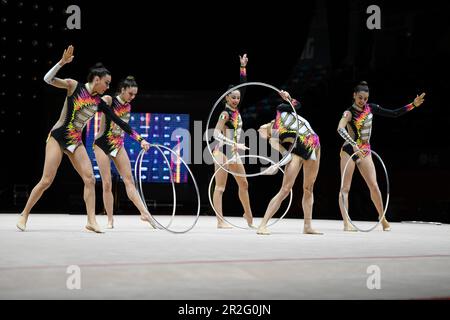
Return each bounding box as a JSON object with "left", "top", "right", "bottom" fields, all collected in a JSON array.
[{"left": 214, "top": 186, "right": 225, "bottom": 194}]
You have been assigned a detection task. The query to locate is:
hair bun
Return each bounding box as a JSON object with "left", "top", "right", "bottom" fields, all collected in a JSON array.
[
  {"left": 87, "top": 63, "right": 111, "bottom": 82},
  {"left": 354, "top": 81, "right": 370, "bottom": 93},
  {"left": 91, "top": 62, "right": 105, "bottom": 69}
]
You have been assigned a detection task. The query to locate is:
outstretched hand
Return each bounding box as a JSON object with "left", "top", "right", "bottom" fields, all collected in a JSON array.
[
  {"left": 141, "top": 140, "right": 150, "bottom": 152},
  {"left": 413, "top": 93, "right": 426, "bottom": 107},
  {"left": 101, "top": 95, "right": 112, "bottom": 106},
  {"left": 232, "top": 143, "right": 250, "bottom": 151},
  {"left": 60, "top": 45, "right": 74, "bottom": 65},
  {"left": 279, "top": 90, "right": 292, "bottom": 102},
  {"left": 239, "top": 53, "right": 248, "bottom": 67}
]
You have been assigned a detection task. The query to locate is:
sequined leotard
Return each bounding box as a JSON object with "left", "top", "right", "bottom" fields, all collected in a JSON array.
[
  {"left": 48, "top": 82, "right": 143, "bottom": 153},
  {"left": 273, "top": 101, "right": 320, "bottom": 161},
  {"left": 213, "top": 66, "right": 246, "bottom": 161},
  {"left": 94, "top": 96, "right": 142, "bottom": 157},
  {"left": 339, "top": 102, "right": 416, "bottom": 161}
]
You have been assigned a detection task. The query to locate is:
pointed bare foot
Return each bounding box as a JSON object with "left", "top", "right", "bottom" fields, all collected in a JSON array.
[
  {"left": 217, "top": 221, "right": 233, "bottom": 229},
  {"left": 107, "top": 220, "right": 114, "bottom": 229},
  {"left": 382, "top": 219, "right": 391, "bottom": 231},
  {"left": 16, "top": 214, "right": 28, "bottom": 231},
  {"left": 86, "top": 223, "right": 104, "bottom": 233},
  {"left": 256, "top": 226, "right": 271, "bottom": 235},
  {"left": 141, "top": 214, "right": 157, "bottom": 229},
  {"left": 344, "top": 224, "right": 358, "bottom": 232},
  {"left": 243, "top": 213, "right": 256, "bottom": 229},
  {"left": 303, "top": 227, "right": 323, "bottom": 235}
]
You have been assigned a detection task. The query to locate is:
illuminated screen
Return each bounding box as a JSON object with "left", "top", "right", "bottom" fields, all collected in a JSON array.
[{"left": 85, "top": 112, "right": 190, "bottom": 183}]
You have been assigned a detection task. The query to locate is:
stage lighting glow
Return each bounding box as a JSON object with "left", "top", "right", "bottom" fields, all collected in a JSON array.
[{"left": 85, "top": 112, "right": 190, "bottom": 184}]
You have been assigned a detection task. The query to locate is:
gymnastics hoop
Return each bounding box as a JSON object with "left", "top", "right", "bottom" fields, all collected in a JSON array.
[
  {"left": 340, "top": 148, "right": 390, "bottom": 232},
  {"left": 208, "top": 154, "right": 293, "bottom": 229},
  {"left": 134, "top": 145, "right": 176, "bottom": 229},
  {"left": 135, "top": 144, "right": 201, "bottom": 234},
  {"left": 205, "top": 82, "right": 300, "bottom": 178}
]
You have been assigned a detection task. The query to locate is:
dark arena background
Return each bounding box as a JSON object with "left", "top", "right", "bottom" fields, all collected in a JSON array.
[{"left": 0, "top": 0, "right": 449, "bottom": 303}]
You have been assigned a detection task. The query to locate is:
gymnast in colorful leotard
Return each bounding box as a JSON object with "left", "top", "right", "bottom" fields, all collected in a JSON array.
[
  {"left": 337, "top": 81, "right": 425, "bottom": 232},
  {"left": 16, "top": 46, "right": 150, "bottom": 233}
]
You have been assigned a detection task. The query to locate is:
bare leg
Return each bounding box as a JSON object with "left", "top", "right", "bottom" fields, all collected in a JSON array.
[
  {"left": 212, "top": 151, "right": 231, "bottom": 228},
  {"left": 67, "top": 145, "right": 103, "bottom": 233},
  {"left": 302, "top": 148, "right": 322, "bottom": 234},
  {"left": 229, "top": 162, "right": 254, "bottom": 228},
  {"left": 17, "top": 137, "right": 63, "bottom": 231},
  {"left": 339, "top": 151, "right": 357, "bottom": 231},
  {"left": 357, "top": 155, "right": 391, "bottom": 231},
  {"left": 257, "top": 155, "right": 302, "bottom": 235},
  {"left": 113, "top": 148, "right": 156, "bottom": 229},
  {"left": 94, "top": 145, "right": 114, "bottom": 228}
]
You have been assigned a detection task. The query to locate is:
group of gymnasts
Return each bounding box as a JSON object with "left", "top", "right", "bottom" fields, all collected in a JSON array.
[{"left": 16, "top": 46, "right": 426, "bottom": 235}]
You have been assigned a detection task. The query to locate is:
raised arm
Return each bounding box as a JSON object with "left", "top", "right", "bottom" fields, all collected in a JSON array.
[
  {"left": 278, "top": 90, "right": 300, "bottom": 109},
  {"left": 237, "top": 53, "right": 248, "bottom": 102},
  {"left": 98, "top": 96, "right": 150, "bottom": 151},
  {"left": 371, "top": 93, "right": 426, "bottom": 118},
  {"left": 239, "top": 54, "right": 248, "bottom": 81},
  {"left": 43, "top": 45, "right": 77, "bottom": 94}
]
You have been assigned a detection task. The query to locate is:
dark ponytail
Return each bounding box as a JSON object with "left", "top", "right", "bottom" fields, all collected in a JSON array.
[
  {"left": 87, "top": 63, "right": 111, "bottom": 82},
  {"left": 354, "top": 81, "right": 369, "bottom": 94}
]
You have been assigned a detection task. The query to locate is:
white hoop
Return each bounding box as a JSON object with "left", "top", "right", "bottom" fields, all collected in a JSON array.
[
  {"left": 135, "top": 144, "right": 201, "bottom": 234},
  {"left": 209, "top": 154, "right": 293, "bottom": 229},
  {"left": 340, "top": 148, "right": 390, "bottom": 232},
  {"left": 205, "top": 82, "right": 300, "bottom": 178},
  {"left": 134, "top": 145, "right": 176, "bottom": 229}
]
